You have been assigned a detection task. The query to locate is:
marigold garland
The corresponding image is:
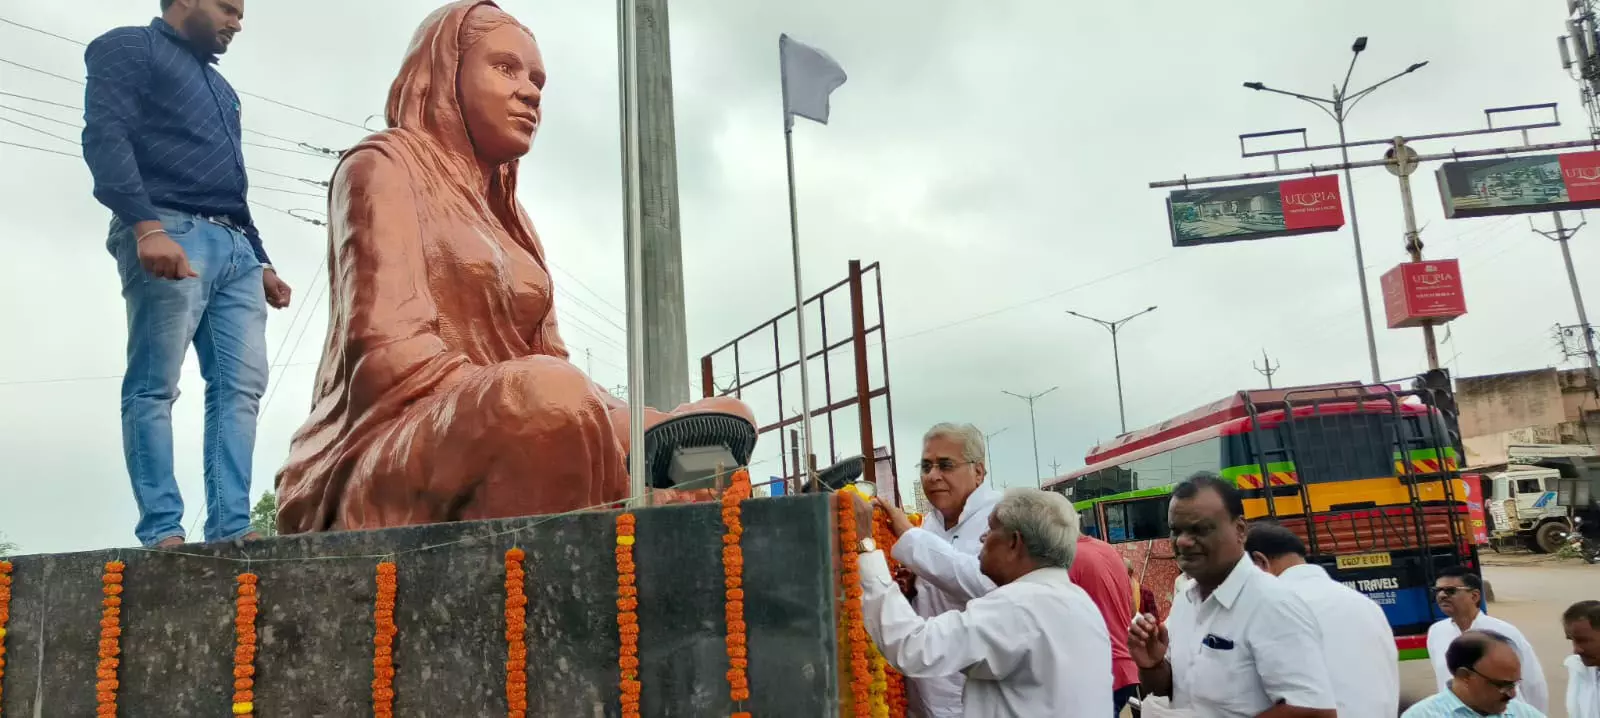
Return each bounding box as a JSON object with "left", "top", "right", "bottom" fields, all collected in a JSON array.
[
  {"left": 616, "top": 513, "right": 641, "bottom": 718},
  {"left": 871, "top": 512, "right": 909, "bottom": 718},
  {"left": 504, "top": 548, "right": 529, "bottom": 718},
  {"left": 0, "top": 560, "right": 12, "bottom": 713},
  {"left": 97, "top": 560, "right": 124, "bottom": 717},
  {"left": 836, "top": 493, "right": 872, "bottom": 716},
  {"left": 372, "top": 562, "right": 398, "bottom": 718},
  {"left": 233, "top": 573, "right": 259, "bottom": 717},
  {"left": 721, "top": 470, "right": 754, "bottom": 717}
]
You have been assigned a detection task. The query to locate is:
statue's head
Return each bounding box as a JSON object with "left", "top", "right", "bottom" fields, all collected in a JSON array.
[{"left": 387, "top": 1, "right": 543, "bottom": 169}]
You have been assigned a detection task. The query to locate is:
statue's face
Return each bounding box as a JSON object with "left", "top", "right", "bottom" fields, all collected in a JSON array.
[{"left": 459, "top": 25, "right": 545, "bottom": 164}]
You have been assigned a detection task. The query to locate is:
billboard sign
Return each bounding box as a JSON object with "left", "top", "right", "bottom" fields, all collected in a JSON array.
[
  {"left": 1381, "top": 259, "right": 1467, "bottom": 329},
  {"left": 1166, "top": 174, "right": 1345, "bottom": 247},
  {"left": 1436, "top": 150, "right": 1600, "bottom": 218}
]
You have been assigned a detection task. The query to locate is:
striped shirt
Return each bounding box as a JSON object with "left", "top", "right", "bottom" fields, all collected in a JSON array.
[
  {"left": 82, "top": 18, "right": 269, "bottom": 264},
  {"left": 1401, "top": 685, "right": 1546, "bottom": 717}
]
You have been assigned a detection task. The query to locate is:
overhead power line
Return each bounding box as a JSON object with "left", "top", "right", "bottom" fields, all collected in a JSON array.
[{"left": 0, "top": 17, "right": 369, "bottom": 133}]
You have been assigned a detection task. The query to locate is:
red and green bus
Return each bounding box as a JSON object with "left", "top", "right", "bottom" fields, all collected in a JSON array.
[{"left": 1043, "top": 381, "right": 1480, "bottom": 661}]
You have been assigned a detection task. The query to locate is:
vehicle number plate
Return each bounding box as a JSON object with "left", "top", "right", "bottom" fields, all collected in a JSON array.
[{"left": 1336, "top": 552, "right": 1392, "bottom": 570}]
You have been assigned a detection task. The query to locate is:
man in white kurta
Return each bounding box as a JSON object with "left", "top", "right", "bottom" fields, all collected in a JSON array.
[
  {"left": 1562, "top": 600, "right": 1600, "bottom": 718},
  {"left": 1246, "top": 524, "right": 1400, "bottom": 717},
  {"left": 874, "top": 422, "right": 1004, "bottom": 717},
  {"left": 856, "top": 488, "right": 1111, "bottom": 717},
  {"left": 1426, "top": 566, "right": 1547, "bottom": 713}
]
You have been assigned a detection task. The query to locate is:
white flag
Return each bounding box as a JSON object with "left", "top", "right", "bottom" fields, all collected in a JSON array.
[{"left": 780, "top": 34, "right": 847, "bottom": 128}]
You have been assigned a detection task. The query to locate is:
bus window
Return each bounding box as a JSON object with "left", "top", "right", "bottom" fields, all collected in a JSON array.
[
  {"left": 1168, "top": 437, "right": 1224, "bottom": 487},
  {"left": 1104, "top": 503, "right": 1129, "bottom": 542},
  {"left": 1124, "top": 497, "right": 1171, "bottom": 540},
  {"left": 1101, "top": 496, "right": 1170, "bottom": 544},
  {"left": 1080, "top": 508, "right": 1100, "bottom": 539},
  {"left": 1288, "top": 412, "right": 1393, "bottom": 483}
]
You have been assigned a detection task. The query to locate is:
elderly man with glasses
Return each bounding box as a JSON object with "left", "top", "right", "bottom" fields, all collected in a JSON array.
[
  {"left": 872, "top": 422, "right": 1002, "bottom": 718},
  {"left": 1426, "top": 566, "right": 1548, "bottom": 713}
]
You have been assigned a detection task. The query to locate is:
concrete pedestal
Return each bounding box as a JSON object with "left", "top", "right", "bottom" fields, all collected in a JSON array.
[{"left": 0, "top": 495, "right": 839, "bottom": 717}]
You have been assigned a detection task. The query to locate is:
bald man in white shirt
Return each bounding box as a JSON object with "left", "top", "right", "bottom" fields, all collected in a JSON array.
[
  {"left": 851, "top": 488, "right": 1112, "bottom": 717},
  {"left": 1246, "top": 523, "right": 1400, "bottom": 717}
]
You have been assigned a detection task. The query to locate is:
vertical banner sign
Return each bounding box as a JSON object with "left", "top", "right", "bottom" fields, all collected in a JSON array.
[
  {"left": 1380, "top": 259, "right": 1468, "bottom": 328},
  {"left": 1436, "top": 150, "right": 1600, "bottom": 218},
  {"left": 1462, "top": 474, "right": 1490, "bottom": 546},
  {"left": 1166, "top": 174, "right": 1345, "bottom": 247}
]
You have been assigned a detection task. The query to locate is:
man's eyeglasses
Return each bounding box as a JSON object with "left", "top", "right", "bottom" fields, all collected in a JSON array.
[
  {"left": 1464, "top": 666, "right": 1519, "bottom": 695},
  {"left": 1435, "top": 586, "right": 1473, "bottom": 596},
  {"left": 919, "top": 459, "right": 973, "bottom": 475}
]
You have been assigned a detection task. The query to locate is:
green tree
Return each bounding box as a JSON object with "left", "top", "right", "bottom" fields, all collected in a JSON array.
[
  {"left": 250, "top": 491, "right": 279, "bottom": 537},
  {"left": 0, "top": 531, "right": 18, "bottom": 557}
]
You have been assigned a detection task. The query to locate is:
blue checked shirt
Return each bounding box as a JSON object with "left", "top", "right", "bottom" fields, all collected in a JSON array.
[
  {"left": 82, "top": 18, "right": 270, "bottom": 264},
  {"left": 1401, "top": 684, "right": 1546, "bottom": 717}
]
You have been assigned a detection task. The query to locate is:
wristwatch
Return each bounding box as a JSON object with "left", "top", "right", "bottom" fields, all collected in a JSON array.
[{"left": 855, "top": 537, "right": 877, "bottom": 554}]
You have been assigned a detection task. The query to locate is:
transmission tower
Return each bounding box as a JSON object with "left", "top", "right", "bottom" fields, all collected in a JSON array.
[{"left": 1253, "top": 349, "right": 1282, "bottom": 389}]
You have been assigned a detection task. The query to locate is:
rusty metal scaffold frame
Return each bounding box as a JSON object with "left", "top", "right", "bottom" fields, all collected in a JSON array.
[{"left": 699, "top": 259, "right": 900, "bottom": 504}]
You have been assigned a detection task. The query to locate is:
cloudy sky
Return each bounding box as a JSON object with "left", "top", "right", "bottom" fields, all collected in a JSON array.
[{"left": 1, "top": 0, "right": 1594, "bottom": 554}]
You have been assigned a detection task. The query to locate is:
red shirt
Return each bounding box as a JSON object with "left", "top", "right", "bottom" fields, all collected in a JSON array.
[{"left": 1068, "top": 535, "right": 1140, "bottom": 690}]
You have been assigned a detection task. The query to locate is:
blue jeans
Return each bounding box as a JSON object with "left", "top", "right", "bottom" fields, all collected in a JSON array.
[{"left": 107, "top": 209, "right": 268, "bottom": 546}]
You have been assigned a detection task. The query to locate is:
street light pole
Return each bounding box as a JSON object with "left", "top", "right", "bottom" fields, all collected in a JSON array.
[
  {"left": 1066, "top": 306, "right": 1158, "bottom": 434},
  {"left": 983, "top": 426, "right": 1009, "bottom": 470},
  {"left": 1244, "top": 37, "right": 1430, "bottom": 384},
  {"left": 1001, "top": 388, "right": 1058, "bottom": 487}
]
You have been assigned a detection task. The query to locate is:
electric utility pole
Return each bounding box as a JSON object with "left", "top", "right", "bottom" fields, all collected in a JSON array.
[
  {"left": 1002, "top": 387, "right": 1058, "bottom": 488},
  {"left": 1066, "top": 307, "right": 1157, "bottom": 434},
  {"left": 1242, "top": 36, "right": 1428, "bottom": 384},
  {"left": 625, "top": 0, "right": 690, "bottom": 410},
  {"left": 1533, "top": 214, "right": 1600, "bottom": 393},
  {"left": 1552, "top": 2, "right": 1600, "bottom": 396},
  {"left": 1253, "top": 349, "right": 1282, "bottom": 389}
]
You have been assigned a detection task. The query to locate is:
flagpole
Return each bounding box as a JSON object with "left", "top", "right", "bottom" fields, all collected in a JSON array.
[
  {"left": 619, "top": 0, "right": 649, "bottom": 505},
  {"left": 780, "top": 61, "right": 817, "bottom": 482}
]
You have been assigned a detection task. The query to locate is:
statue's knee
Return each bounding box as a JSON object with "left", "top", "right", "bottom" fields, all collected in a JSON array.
[{"left": 485, "top": 357, "right": 607, "bottom": 431}]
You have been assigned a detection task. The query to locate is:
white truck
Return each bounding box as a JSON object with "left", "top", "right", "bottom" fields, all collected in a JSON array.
[{"left": 1481, "top": 444, "right": 1597, "bottom": 553}]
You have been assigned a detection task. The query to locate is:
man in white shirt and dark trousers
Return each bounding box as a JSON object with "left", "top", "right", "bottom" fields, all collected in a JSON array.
[
  {"left": 870, "top": 422, "right": 1002, "bottom": 718},
  {"left": 1128, "top": 473, "right": 1336, "bottom": 718},
  {"left": 1245, "top": 523, "right": 1401, "bottom": 717},
  {"left": 853, "top": 488, "right": 1112, "bottom": 717},
  {"left": 1426, "top": 565, "right": 1548, "bottom": 713},
  {"left": 1563, "top": 600, "right": 1600, "bottom": 718}
]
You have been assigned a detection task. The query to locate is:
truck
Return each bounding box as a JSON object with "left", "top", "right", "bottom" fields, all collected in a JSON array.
[{"left": 1477, "top": 444, "right": 1599, "bottom": 553}]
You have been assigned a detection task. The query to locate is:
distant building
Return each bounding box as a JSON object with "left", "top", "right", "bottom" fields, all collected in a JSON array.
[{"left": 1457, "top": 367, "right": 1599, "bottom": 466}]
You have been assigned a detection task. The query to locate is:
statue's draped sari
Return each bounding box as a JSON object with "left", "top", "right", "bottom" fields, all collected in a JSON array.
[{"left": 275, "top": 0, "right": 749, "bottom": 532}]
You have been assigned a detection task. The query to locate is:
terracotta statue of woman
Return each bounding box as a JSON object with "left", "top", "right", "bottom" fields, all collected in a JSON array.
[{"left": 274, "top": 0, "right": 754, "bottom": 533}]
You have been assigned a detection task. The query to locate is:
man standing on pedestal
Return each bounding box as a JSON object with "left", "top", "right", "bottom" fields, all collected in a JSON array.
[{"left": 83, "top": 0, "right": 290, "bottom": 548}]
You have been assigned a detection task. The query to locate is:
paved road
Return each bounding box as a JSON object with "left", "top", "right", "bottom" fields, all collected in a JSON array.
[{"left": 1399, "top": 553, "right": 1597, "bottom": 717}]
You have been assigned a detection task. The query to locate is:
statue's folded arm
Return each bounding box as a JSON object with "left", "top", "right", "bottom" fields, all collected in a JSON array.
[{"left": 332, "top": 146, "right": 473, "bottom": 410}]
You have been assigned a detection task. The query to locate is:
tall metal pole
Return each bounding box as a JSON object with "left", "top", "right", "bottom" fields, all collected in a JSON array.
[
  {"left": 630, "top": 0, "right": 691, "bottom": 409},
  {"left": 617, "top": 0, "right": 649, "bottom": 504},
  {"left": 1388, "top": 137, "right": 1440, "bottom": 369},
  {"left": 782, "top": 127, "right": 817, "bottom": 478},
  {"left": 1027, "top": 400, "right": 1041, "bottom": 488},
  {"left": 1002, "top": 387, "right": 1058, "bottom": 487},
  {"left": 1338, "top": 117, "right": 1384, "bottom": 382},
  {"left": 1242, "top": 38, "right": 1429, "bottom": 383},
  {"left": 1067, "top": 307, "right": 1157, "bottom": 434},
  {"left": 1110, "top": 326, "right": 1126, "bottom": 434},
  {"left": 983, "top": 426, "right": 1008, "bottom": 468}
]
